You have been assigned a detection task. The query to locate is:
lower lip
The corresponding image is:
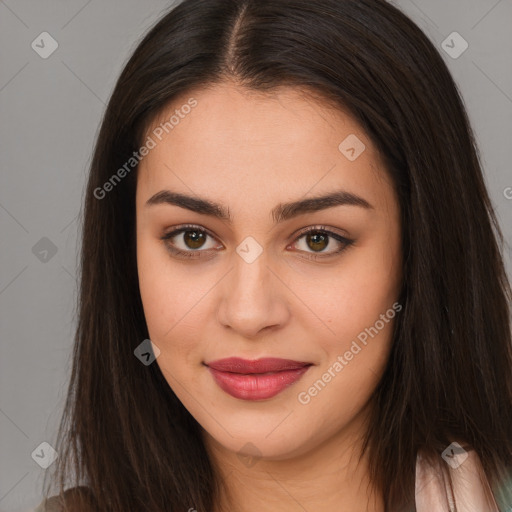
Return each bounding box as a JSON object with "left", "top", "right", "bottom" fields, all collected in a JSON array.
[{"left": 207, "top": 365, "right": 311, "bottom": 400}]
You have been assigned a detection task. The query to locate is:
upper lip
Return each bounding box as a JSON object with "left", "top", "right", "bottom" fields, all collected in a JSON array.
[{"left": 205, "top": 357, "right": 311, "bottom": 374}]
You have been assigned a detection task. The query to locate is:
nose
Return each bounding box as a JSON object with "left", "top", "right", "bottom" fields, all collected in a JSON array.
[{"left": 216, "top": 251, "right": 291, "bottom": 338}]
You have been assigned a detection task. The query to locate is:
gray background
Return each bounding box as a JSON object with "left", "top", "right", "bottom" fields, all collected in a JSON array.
[{"left": 0, "top": 0, "right": 511, "bottom": 510}]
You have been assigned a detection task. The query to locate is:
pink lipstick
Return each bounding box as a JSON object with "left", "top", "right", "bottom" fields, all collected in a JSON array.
[{"left": 205, "top": 357, "right": 312, "bottom": 400}]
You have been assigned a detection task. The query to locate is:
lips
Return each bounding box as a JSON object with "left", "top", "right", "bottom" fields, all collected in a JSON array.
[{"left": 205, "top": 357, "right": 312, "bottom": 400}]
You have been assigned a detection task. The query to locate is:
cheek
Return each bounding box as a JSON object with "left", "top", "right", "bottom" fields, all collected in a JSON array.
[
  {"left": 299, "top": 244, "right": 400, "bottom": 407},
  {"left": 296, "top": 307, "right": 396, "bottom": 430},
  {"left": 302, "top": 246, "right": 400, "bottom": 349},
  {"left": 137, "top": 235, "right": 215, "bottom": 364},
  {"left": 137, "top": 235, "right": 188, "bottom": 341}
]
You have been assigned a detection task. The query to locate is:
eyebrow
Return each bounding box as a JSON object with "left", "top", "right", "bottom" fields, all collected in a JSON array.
[{"left": 145, "top": 189, "right": 373, "bottom": 224}]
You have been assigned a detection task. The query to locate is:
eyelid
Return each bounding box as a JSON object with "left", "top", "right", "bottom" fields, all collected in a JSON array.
[
  {"left": 160, "top": 223, "right": 222, "bottom": 255},
  {"left": 161, "top": 223, "right": 217, "bottom": 242},
  {"left": 160, "top": 223, "right": 353, "bottom": 259},
  {"left": 291, "top": 224, "right": 350, "bottom": 241}
]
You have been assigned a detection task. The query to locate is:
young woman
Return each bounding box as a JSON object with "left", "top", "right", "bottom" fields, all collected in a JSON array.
[{"left": 36, "top": 0, "right": 512, "bottom": 510}]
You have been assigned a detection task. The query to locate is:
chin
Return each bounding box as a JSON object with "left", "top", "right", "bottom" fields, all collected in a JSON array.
[{"left": 201, "top": 419, "right": 321, "bottom": 463}]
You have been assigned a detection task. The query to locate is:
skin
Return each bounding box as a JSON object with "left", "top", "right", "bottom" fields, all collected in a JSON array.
[{"left": 136, "top": 80, "right": 402, "bottom": 512}]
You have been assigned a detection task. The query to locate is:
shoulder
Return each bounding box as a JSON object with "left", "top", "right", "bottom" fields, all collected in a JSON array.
[{"left": 34, "top": 486, "right": 97, "bottom": 512}]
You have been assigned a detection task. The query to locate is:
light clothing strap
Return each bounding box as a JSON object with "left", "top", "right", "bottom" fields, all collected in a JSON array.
[{"left": 415, "top": 448, "right": 500, "bottom": 511}]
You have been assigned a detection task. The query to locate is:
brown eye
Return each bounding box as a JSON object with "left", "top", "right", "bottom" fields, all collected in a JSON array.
[
  {"left": 305, "top": 232, "right": 329, "bottom": 252},
  {"left": 161, "top": 224, "right": 353, "bottom": 261},
  {"left": 291, "top": 226, "right": 354, "bottom": 259},
  {"left": 161, "top": 225, "right": 221, "bottom": 258},
  {"left": 182, "top": 230, "right": 206, "bottom": 249}
]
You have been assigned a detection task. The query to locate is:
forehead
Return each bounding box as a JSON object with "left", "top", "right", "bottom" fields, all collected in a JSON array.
[
  {"left": 137, "top": 81, "right": 394, "bottom": 216},
  {"left": 146, "top": 82, "right": 361, "bottom": 155}
]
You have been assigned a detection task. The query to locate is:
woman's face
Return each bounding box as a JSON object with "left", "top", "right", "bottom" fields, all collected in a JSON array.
[{"left": 136, "top": 81, "right": 402, "bottom": 461}]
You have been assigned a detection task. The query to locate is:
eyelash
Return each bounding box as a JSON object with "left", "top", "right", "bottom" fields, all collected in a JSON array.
[{"left": 160, "top": 224, "right": 354, "bottom": 261}]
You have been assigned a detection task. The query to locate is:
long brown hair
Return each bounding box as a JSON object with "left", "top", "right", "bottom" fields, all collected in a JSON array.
[{"left": 44, "top": 0, "right": 512, "bottom": 510}]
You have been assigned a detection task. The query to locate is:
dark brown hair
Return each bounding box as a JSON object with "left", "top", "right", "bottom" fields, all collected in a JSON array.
[{"left": 44, "top": 0, "right": 512, "bottom": 510}]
